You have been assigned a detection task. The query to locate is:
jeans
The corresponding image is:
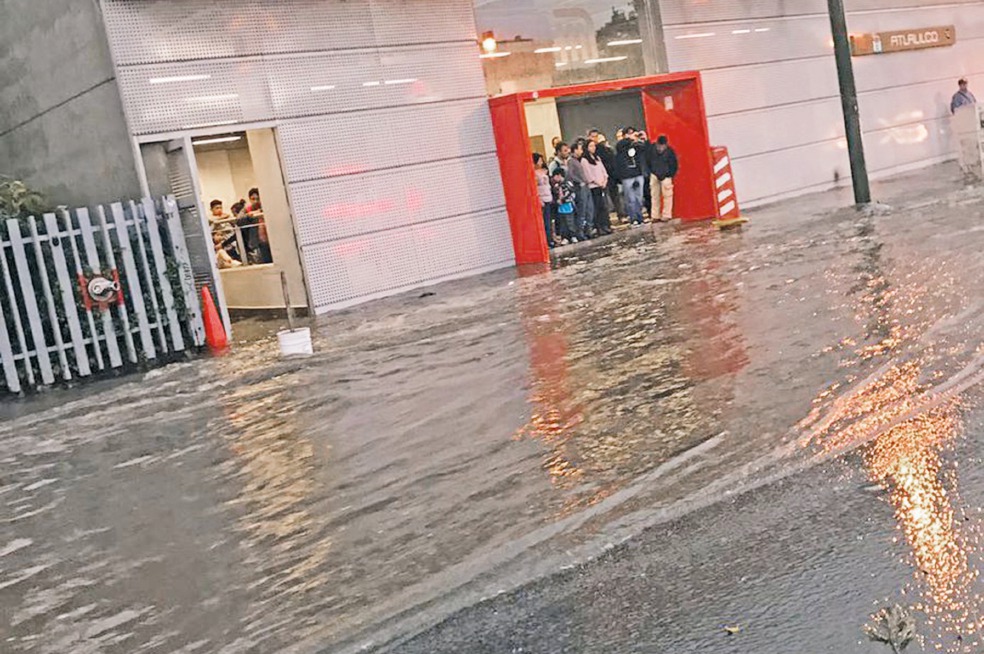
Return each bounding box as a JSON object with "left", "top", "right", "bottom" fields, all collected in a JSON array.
[
  {"left": 541, "top": 202, "right": 555, "bottom": 245},
  {"left": 622, "top": 176, "right": 645, "bottom": 224},
  {"left": 575, "top": 184, "right": 593, "bottom": 237}
]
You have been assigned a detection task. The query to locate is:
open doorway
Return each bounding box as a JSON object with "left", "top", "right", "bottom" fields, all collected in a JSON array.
[
  {"left": 490, "top": 72, "right": 719, "bottom": 265},
  {"left": 139, "top": 128, "right": 308, "bottom": 320}
]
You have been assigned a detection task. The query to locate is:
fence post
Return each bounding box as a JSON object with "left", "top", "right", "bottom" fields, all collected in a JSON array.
[
  {"left": 77, "top": 208, "right": 123, "bottom": 369},
  {"left": 93, "top": 207, "right": 137, "bottom": 364},
  {"left": 141, "top": 198, "right": 184, "bottom": 352},
  {"left": 162, "top": 196, "right": 206, "bottom": 347},
  {"left": 107, "top": 203, "right": 155, "bottom": 361},
  {"left": 7, "top": 219, "right": 54, "bottom": 385},
  {"left": 28, "top": 216, "right": 71, "bottom": 381},
  {"left": 43, "top": 213, "right": 92, "bottom": 378},
  {"left": 61, "top": 209, "right": 106, "bottom": 371}
]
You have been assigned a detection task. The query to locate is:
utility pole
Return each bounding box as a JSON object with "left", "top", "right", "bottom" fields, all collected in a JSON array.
[{"left": 827, "top": 0, "right": 871, "bottom": 205}]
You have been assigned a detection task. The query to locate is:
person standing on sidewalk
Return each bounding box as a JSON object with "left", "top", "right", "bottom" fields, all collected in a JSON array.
[
  {"left": 614, "top": 128, "right": 647, "bottom": 226},
  {"left": 584, "top": 140, "right": 611, "bottom": 235},
  {"left": 568, "top": 139, "right": 593, "bottom": 241},
  {"left": 534, "top": 153, "right": 556, "bottom": 248},
  {"left": 589, "top": 128, "right": 620, "bottom": 224},
  {"left": 951, "top": 78, "right": 977, "bottom": 114},
  {"left": 648, "top": 135, "right": 678, "bottom": 222}
]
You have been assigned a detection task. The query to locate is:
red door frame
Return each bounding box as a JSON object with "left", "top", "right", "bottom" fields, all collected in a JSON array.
[{"left": 489, "top": 71, "right": 717, "bottom": 265}]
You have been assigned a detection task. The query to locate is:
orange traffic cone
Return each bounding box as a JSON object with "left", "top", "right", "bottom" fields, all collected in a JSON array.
[{"left": 201, "top": 286, "right": 228, "bottom": 353}]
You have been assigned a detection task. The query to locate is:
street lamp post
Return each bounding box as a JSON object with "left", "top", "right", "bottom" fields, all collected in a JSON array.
[{"left": 827, "top": 0, "right": 871, "bottom": 205}]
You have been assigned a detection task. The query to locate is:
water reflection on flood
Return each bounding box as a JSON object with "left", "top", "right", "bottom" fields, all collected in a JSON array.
[
  {"left": 807, "top": 215, "right": 984, "bottom": 652},
  {"left": 514, "top": 229, "right": 748, "bottom": 517}
]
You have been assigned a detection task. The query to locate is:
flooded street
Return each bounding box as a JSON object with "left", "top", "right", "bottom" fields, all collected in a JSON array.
[{"left": 4, "top": 164, "right": 984, "bottom": 653}]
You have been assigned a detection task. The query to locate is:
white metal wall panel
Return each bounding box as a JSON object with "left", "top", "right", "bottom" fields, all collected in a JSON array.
[
  {"left": 101, "top": 0, "right": 514, "bottom": 313},
  {"left": 101, "top": 0, "right": 476, "bottom": 65},
  {"left": 302, "top": 209, "right": 514, "bottom": 307},
  {"left": 730, "top": 142, "right": 850, "bottom": 205},
  {"left": 116, "top": 43, "right": 486, "bottom": 135},
  {"left": 700, "top": 59, "right": 838, "bottom": 117},
  {"left": 289, "top": 155, "right": 505, "bottom": 245},
  {"left": 277, "top": 99, "right": 497, "bottom": 183},
  {"left": 708, "top": 99, "right": 844, "bottom": 160},
  {"left": 661, "top": 0, "right": 984, "bottom": 204}
]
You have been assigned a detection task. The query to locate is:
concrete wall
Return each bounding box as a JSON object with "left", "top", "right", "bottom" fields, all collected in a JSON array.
[{"left": 0, "top": 0, "right": 140, "bottom": 207}]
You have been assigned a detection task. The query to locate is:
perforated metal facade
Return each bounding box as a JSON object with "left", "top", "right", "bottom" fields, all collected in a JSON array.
[
  {"left": 99, "top": 0, "right": 514, "bottom": 313},
  {"left": 661, "top": 0, "right": 984, "bottom": 205}
]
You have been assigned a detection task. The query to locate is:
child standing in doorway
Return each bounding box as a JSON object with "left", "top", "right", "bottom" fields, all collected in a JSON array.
[{"left": 551, "top": 168, "right": 578, "bottom": 245}]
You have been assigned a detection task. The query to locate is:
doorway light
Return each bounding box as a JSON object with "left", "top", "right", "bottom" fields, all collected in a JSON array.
[
  {"left": 149, "top": 74, "right": 211, "bottom": 85},
  {"left": 607, "top": 39, "right": 642, "bottom": 46},
  {"left": 192, "top": 135, "right": 243, "bottom": 146},
  {"left": 181, "top": 119, "right": 238, "bottom": 130}
]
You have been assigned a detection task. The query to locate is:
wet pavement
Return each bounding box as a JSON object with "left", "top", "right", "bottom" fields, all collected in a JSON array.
[{"left": 3, "top": 164, "right": 984, "bottom": 653}]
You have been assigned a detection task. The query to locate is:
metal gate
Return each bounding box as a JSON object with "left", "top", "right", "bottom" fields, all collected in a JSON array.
[{"left": 0, "top": 196, "right": 205, "bottom": 394}]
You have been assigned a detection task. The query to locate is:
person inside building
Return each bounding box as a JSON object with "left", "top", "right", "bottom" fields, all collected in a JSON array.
[
  {"left": 534, "top": 153, "right": 556, "bottom": 248},
  {"left": 568, "top": 139, "right": 592, "bottom": 241},
  {"left": 648, "top": 134, "right": 678, "bottom": 222},
  {"left": 549, "top": 141, "right": 571, "bottom": 175},
  {"left": 951, "top": 78, "right": 977, "bottom": 114},
  {"left": 614, "top": 127, "right": 647, "bottom": 226},
  {"left": 209, "top": 199, "right": 233, "bottom": 239},
  {"left": 584, "top": 139, "right": 611, "bottom": 236},
  {"left": 551, "top": 167, "right": 578, "bottom": 245},
  {"left": 239, "top": 187, "right": 272, "bottom": 264}
]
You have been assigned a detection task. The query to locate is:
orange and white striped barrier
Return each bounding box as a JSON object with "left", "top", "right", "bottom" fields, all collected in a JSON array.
[{"left": 711, "top": 146, "right": 747, "bottom": 228}]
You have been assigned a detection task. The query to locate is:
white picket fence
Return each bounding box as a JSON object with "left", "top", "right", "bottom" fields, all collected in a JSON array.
[{"left": 0, "top": 196, "right": 206, "bottom": 394}]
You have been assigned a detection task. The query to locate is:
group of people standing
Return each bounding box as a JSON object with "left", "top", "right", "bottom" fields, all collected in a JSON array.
[{"left": 534, "top": 127, "right": 678, "bottom": 248}]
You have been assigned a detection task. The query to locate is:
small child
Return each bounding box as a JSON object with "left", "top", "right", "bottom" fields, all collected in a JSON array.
[{"left": 551, "top": 168, "right": 578, "bottom": 244}]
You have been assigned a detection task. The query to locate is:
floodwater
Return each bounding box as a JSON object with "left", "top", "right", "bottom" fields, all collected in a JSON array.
[{"left": 3, "top": 165, "right": 984, "bottom": 653}]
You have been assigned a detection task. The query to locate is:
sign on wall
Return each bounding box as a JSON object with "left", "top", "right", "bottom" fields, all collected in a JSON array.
[{"left": 851, "top": 25, "right": 956, "bottom": 56}]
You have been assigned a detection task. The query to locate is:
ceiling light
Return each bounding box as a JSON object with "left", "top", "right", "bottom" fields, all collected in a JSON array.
[
  {"left": 731, "top": 29, "right": 751, "bottom": 35},
  {"left": 534, "top": 46, "right": 562, "bottom": 53},
  {"left": 675, "top": 32, "right": 715, "bottom": 39},
  {"left": 310, "top": 85, "right": 337, "bottom": 91},
  {"left": 384, "top": 78, "right": 418, "bottom": 85},
  {"left": 192, "top": 135, "right": 243, "bottom": 146},
  {"left": 607, "top": 39, "right": 642, "bottom": 46},
  {"left": 479, "top": 51, "right": 511, "bottom": 58},
  {"left": 149, "top": 74, "right": 211, "bottom": 85}
]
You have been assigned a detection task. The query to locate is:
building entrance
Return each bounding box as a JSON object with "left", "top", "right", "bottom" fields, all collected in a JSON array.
[
  {"left": 137, "top": 128, "right": 308, "bottom": 326},
  {"left": 490, "top": 71, "right": 719, "bottom": 265}
]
